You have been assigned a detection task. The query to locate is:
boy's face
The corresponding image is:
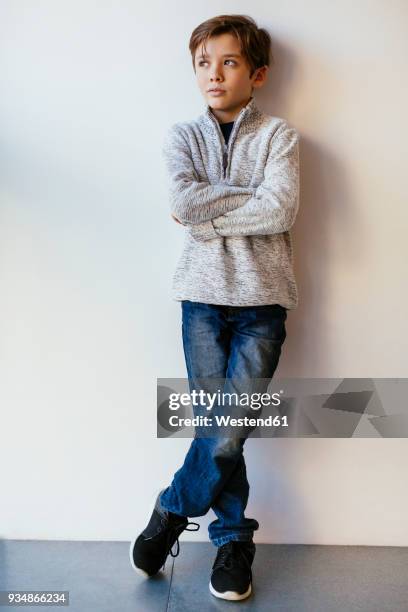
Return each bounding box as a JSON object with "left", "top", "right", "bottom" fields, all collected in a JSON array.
[{"left": 194, "top": 32, "right": 267, "bottom": 122}]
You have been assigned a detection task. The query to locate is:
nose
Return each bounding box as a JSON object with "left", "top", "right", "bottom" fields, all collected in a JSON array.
[{"left": 209, "top": 64, "right": 224, "bottom": 82}]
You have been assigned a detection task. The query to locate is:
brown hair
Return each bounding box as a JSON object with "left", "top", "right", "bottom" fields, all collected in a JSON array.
[{"left": 189, "top": 14, "right": 272, "bottom": 78}]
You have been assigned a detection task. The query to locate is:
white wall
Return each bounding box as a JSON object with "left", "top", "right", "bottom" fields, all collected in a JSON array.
[{"left": 0, "top": 1, "right": 407, "bottom": 545}]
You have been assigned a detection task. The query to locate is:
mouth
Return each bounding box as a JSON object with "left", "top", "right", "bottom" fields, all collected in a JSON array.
[{"left": 208, "top": 89, "right": 226, "bottom": 96}]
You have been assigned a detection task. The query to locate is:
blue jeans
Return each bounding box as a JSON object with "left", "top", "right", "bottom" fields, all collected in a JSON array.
[{"left": 160, "top": 300, "right": 287, "bottom": 546}]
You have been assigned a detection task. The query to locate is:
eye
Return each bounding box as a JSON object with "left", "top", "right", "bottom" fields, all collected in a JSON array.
[{"left": 197, "top": 59, "right": 237, "bottom": 67}]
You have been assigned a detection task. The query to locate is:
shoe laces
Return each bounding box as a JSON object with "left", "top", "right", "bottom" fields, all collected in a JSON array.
[
  {"left": 159, "top": 515, "right": 200, "bottom": 559},
  {"left": 213, "top": 541, "right": 253, "bottom": 577}
]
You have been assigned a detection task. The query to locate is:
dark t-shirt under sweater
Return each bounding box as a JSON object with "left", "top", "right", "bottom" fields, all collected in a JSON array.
[{"left": 219, "top": 121, "right": 234, "bottom": 145}]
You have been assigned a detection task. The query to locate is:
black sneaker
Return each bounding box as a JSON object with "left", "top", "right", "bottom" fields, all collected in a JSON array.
[
  {"left": 129, "top": 490, "right": 199, "bottom": 577},
  {"left": 209, "top": 540, "right": 256, "bottom": 601}
]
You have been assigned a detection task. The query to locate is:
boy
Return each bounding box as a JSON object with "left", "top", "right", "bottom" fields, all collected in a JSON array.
[{"left": 130, "top": 14, "right": 299, "bottom": 602}]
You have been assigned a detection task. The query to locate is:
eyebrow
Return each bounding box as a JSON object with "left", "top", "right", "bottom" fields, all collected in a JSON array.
[{"left": 196, "top": 53, "right": 241, "bottom": 60}]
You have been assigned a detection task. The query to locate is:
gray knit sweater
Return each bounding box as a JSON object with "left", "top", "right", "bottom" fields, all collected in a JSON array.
[{"left": 162, "top": 96, "right": 300, "bottom": 308}]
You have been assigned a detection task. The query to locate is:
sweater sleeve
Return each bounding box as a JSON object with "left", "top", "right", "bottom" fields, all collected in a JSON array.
[
  {"left": 189, "top": 123, "right": 300, "bottom": 241},
  {"left": 162, "top": 124, "right": 256, "bottom": 224}
]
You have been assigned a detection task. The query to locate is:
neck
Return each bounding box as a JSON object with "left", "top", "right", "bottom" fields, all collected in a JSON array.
[{"left": 209, "top": 96, "right": 253, "bottom": 123}]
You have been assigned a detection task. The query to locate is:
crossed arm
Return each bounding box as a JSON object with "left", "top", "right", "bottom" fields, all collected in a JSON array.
[
  {"left": 163, "top": 121, "right": 299, "bottom": 241},
  {"left": 162, "top": 125, "right": 256, "bottom": 226}
]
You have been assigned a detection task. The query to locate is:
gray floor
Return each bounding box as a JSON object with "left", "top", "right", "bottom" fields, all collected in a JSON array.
[{"left": 0, "top": 539, "right": 407, "bottom": 611}]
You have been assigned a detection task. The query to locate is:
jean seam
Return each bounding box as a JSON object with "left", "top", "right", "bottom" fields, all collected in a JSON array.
[{"left": 211, "top": 532, "right": 254, "bottom": 546}]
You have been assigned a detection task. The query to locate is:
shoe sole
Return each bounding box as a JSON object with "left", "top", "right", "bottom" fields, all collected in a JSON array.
[
  {"left": 129, "top": 488, "right": 166, "bottom": 578},
  {"left": 209, "top": 580, "right": 252, "bottom": 601}
]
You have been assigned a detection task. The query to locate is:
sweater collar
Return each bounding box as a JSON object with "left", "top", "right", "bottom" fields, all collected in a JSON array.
[{"left": 200, "top": 95, "right": 262, "bottom": 136}]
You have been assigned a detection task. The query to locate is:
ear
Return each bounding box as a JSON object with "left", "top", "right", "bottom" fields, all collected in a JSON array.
[{"left": 252, "top": 65, "right": 268, "bottom": 88}]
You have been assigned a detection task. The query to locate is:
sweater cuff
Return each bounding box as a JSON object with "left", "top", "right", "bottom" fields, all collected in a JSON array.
[{"left": 189, "top": 220, "right": 219, "bottom": 242}]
